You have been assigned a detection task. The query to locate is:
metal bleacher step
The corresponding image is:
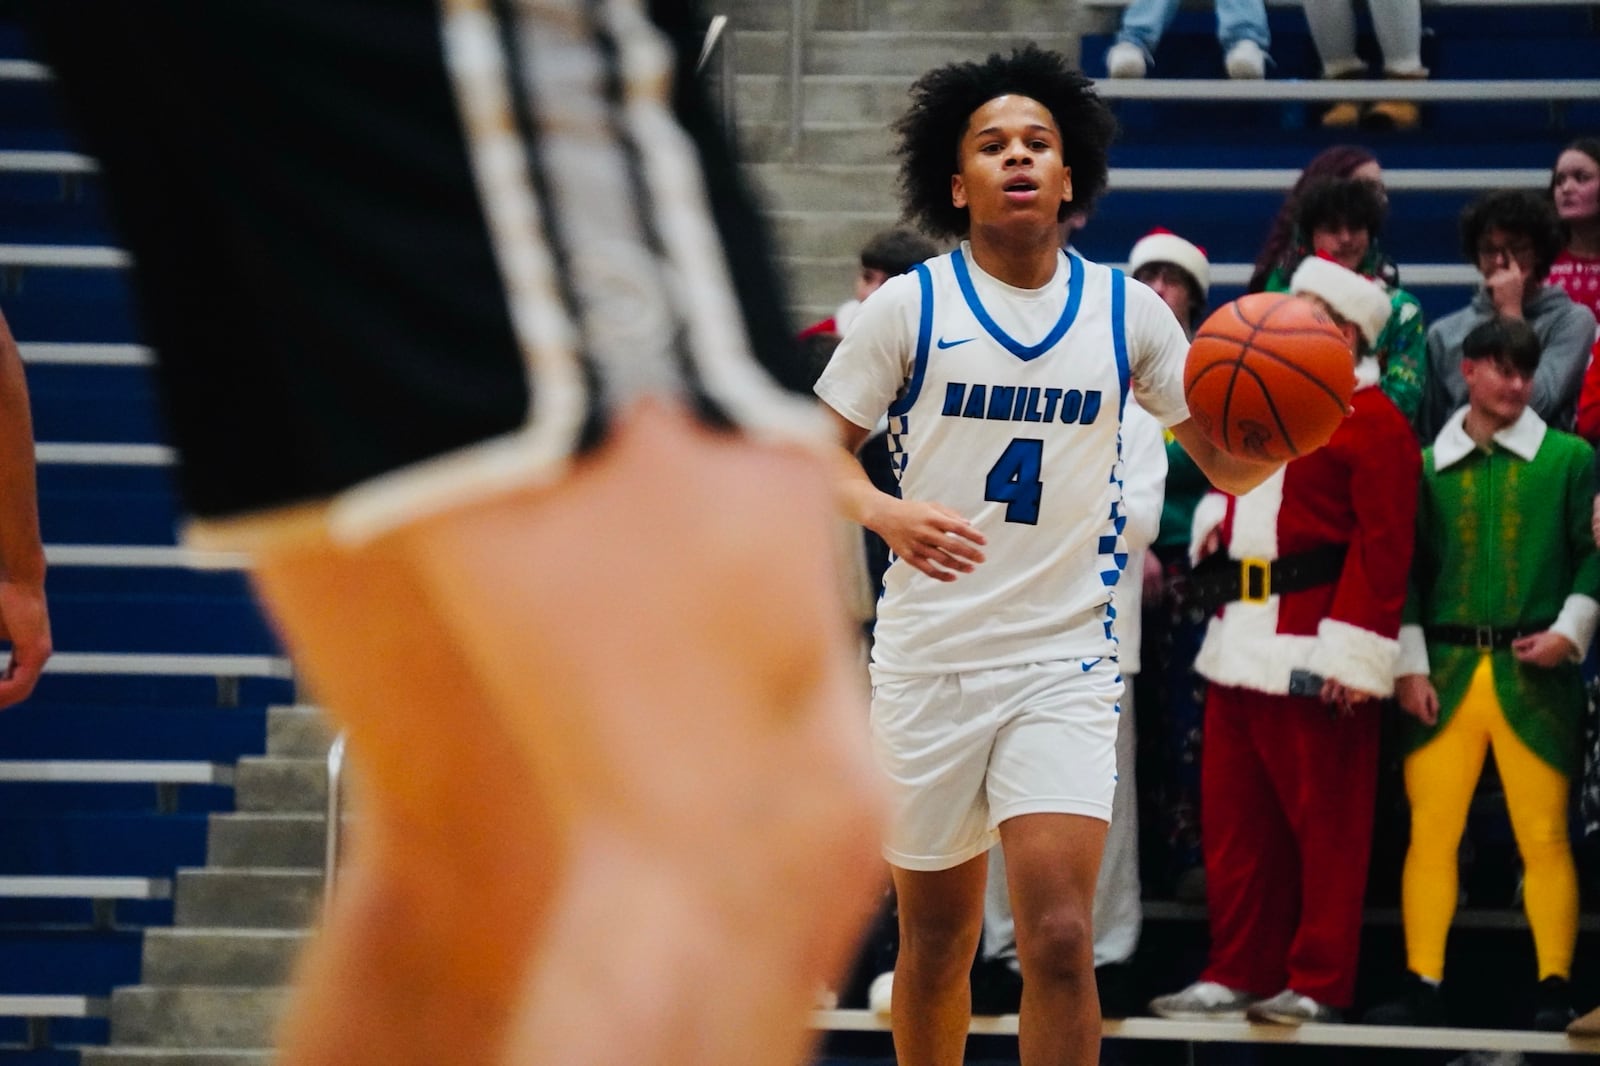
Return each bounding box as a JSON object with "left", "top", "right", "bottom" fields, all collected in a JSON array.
[{"left": 815, "top": 1009, "right": 1600, "bottom": 1055}]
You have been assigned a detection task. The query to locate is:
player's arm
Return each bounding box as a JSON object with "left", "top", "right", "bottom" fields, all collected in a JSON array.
[
  {"left": 1167, "top": 419, "right": 1281, "bottom": 496},
  {"left": 822, "top": 406, "right": 985, "bottom": 583},
  {"left": 0, "top": 307, "right": 49, "bottom": 708}
]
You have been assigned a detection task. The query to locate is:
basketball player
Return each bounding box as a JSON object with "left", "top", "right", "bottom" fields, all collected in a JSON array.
[
  {"left": 23, "top": 3, "right": 883, "bottom": 1065},
  {"left": 0, "top": 306, "right": 49, "bottom": 708},
  {"left": 814, "top": 47, "right": 1278, "bottom": 1066}
]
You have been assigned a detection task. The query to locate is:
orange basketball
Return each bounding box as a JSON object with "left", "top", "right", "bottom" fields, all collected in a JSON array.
[{"left": 1183, "top": 292, "right": 1355, "bottom": 462}]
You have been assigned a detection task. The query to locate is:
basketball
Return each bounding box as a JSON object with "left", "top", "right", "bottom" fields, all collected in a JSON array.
[{"left": 1183, "top": 292, "right": 1356, "bottom": 462}]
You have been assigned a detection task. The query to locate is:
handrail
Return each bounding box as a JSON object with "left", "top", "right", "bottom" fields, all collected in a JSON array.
[
  {"left": 787, "top": 0, "right": 805, "bottom": 157},
  {"left": 324, "top": 731, "right": 346, "bottom": 907}
]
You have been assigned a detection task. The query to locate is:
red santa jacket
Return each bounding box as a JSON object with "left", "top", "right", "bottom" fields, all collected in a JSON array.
[{"left": 1191, "top": 361, "right": 1421, "bottom": 696}]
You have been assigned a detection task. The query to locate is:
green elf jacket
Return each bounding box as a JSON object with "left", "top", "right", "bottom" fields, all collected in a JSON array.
[{"left": 1398, "top": 406, "right": 1600, "bottom": 774}]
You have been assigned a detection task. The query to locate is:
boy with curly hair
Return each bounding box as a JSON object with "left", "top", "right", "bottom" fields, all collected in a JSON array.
[{"left": 813, "top": 46, "right": 1278, "bottom": 1065}]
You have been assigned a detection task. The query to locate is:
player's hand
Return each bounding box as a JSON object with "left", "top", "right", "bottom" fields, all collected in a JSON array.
[
  {"left": 872, "top": 499, "right": 986, "bottom": 582},
  {"left": 1395, "top": 674, "right": 1439, "bottom": 726},
  {"left": 1511, "top": 630, "right": 1575, "bottom": 669},
  {"left": 1591, "top": 493, "right": 1600, "bottom": 549},
  {"left": 0, "top": 579, "right": 49, "bottom": 709},
  {"left": 1484, "top": 262, "right": 1527, "bottom": 319},
  {"left": 1319, "top": 677, "right": 1376, "bottom": 717}
]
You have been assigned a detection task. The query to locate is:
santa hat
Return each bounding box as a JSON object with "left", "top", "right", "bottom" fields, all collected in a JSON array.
[
  {"left": 1127, "top": 228, "right": 1210, "bottom": 297},
  {"left": 1289, "top": 254, "right": 1392, "bottom": 346}
]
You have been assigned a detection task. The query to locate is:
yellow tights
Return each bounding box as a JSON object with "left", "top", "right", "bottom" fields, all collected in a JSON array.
[{"left": 1401, "top": 656, "right": 1577, "bottom": 982}]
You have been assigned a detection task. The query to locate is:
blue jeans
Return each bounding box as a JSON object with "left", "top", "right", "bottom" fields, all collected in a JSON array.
[{"left": 1116, "top": 0, "right": 1269, "bottom": 57}]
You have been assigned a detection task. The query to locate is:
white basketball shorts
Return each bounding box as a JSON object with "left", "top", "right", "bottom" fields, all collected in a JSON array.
[{"left": 869, "top": 656, "right": 1122, "bottom": 872}]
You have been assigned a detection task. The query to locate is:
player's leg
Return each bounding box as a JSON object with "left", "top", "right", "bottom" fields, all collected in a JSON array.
[
  {"left": 1000, "top": 813, "right": 1107, "bottom": 1066},
  {"left": 250, "top": 535, "right": 559, "bottom": 1066},
  {"left": 389, "top": 401, "right": 885, "bottom": 1065},
  {"left": 889, "top": 857, "right": 987, "bottom": 1066}
]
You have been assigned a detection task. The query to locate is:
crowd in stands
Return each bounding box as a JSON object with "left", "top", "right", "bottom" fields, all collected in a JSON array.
[{"left": 816, "top": 134, "right": 1600, "bottom": 1035}]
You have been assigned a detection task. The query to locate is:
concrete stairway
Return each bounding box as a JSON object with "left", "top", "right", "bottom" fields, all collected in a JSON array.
[
  {"left": 80, "top": 706, "right": 333, "bottom": 1065},
  {"left": 721, "top": 1, "right": 1090, "bottom": 325}
]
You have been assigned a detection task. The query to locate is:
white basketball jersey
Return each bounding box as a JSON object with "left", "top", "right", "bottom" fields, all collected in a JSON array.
[{"left": 816, "top": 244, "right": 1190, "bottom": 676}]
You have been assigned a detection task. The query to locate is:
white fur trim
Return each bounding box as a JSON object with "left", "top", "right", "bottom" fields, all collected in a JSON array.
[
  {"left": 1189, "top": 492, "right": 1229, "bottom": 567},
  {"left": 1354, "top": 355, "right": 1381, "bottom": 391},
  {"left": 1128, "top": 232, "right": 1210, "bottom": 296},
  {"left": 1228, "top": 467, "right": 1285, "bottom": 560},
  {"left": 1397, "top": 624, "right": 1430, "bottom": 677},
  {"left": 1194, "top": 597, "right": 1321, "bottom": 694},
  {"left": 1307, "top": 618, "right": 1401, "bottom": 697},
  {"left": 1289, "top": 257, "right": 1391, "bottom": 346},
  {"left": 1550, "top": 593, "right": 1600, "bottom": 662}
]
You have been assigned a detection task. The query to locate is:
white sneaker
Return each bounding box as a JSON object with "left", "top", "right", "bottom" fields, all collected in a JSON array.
[
  {"left": 1105, "top": 41, "right": 1147, "bottom": 79},
  {"left": 1246, "top": 988, "right": 1341, "bottom": 1025},
  {"left": 867, "top": 971, "right": 894, "bottom": 1015},
  {"left": 1224, "top": 39, "right": 1266, "bottom": 79},
  {"left": 1149, "top": 980, "right": 1258, "bottom": 1019}
]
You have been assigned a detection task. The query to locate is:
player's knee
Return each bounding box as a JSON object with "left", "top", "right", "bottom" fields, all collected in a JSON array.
[
  {"left": 898, "top": 913, "right": 982, "bottom": 971},
  {"left": 1017, "top": 908, "right": 1093, "bottom": 982}
]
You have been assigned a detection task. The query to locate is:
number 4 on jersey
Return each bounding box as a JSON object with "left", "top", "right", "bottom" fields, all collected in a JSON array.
[{"left": 986, "top": 438, "right": 1043, "bottom": 524}]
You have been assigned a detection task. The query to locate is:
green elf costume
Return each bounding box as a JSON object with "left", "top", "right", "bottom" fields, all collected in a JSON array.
[{"left": 1394, "top": 403, "right": 1599, "bottom": 1004}]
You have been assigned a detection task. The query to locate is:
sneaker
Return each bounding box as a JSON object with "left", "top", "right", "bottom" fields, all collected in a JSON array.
[
  {"left": 1224, "top": 40, "right": 1266, "bottom": 79},
  {"left": 1320, "top": 101, "right": 1362, "bottom": 128},
  {"left": 1363, "top": 98, "right": 1419, "bottom": 131},
  {"left": 1105, "top": 41, "right": 1147, "bottom": 79},
  {"left": 867, "top": 971, "right": 894, "bottom": 1015},
  {"left": 1247, "top": 989, "right": 1342, "bottom": 1025},
  {"left": 1533, "top": 975, "right": 1576, "bottom": 1032},
  {"left": 1363, "top": 971, "right": 1446, "bottom": 1027},
  {"left": 1150, "top": 980, "right": 1257, "bottom": 1019}
]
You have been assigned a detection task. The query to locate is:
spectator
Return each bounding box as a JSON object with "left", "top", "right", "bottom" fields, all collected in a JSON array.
[
  {"left": 1259, "top": 176, "right": 1427, "bottom": 426},
  {"left": 977, "top": 396, "right": 1168, "bottom": 1020},
  {"left": 1127, "top": 229, "right": 1214, "bottom": 903},
  {"left": 1248, "top": 145, "right": 1391, "bottom": 294},
  {"left": 1547, "top": 137, "right": 1600, "bottom": 326},
  {"left": 1420, "top": 189, "right": 1596, "bottom": 440},
  {"left": 1304, "top": 0, "right": 1429, "bottom": 130},
  {"left": 1103, "top": 0, "right": 1269, "bottom": 80},
  {"left": 798, "top": 226, "right": 939, "bottom": 340},
  {"left": 1149, "top": 257, "right": 1419, "bottom": 1026},
  {"left": 1366, "top": 316, "right": 1597, "bottom": 1033}
]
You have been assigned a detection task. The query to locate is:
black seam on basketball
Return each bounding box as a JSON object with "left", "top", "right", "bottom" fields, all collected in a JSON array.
[
  {"left": 1229, "top": 293, "right": 1293, "bottom": 330},
  {"left": 1229, "top": 340, "right": 1350, "bottom": 409},
  {"left": 1228, "top": 360, "right": 1298, "bottom": 456}
]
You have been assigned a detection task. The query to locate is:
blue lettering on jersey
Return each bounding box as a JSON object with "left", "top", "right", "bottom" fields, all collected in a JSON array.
[{"left": 940, "top": 382, "right": 1104, "bottom": 425}]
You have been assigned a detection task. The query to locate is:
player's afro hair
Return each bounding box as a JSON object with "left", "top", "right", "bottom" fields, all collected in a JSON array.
[{"left": 892, "top": 46, "right": 1116, "bottom": 240}]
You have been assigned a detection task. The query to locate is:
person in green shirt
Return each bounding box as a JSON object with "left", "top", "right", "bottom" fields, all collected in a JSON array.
[
  {"left": 1261, "top": 176, "right": 1427, "bottom": 428},
  {"left": 1368, "top": 316, "right": 1599, "bottom": 1032}
]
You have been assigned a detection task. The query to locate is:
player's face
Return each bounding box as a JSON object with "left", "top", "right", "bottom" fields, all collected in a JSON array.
[
  {"left": 1462, "top": 356, "right": 1534, "bottom": 426},
  {"left": 1552, "top": 149, "right": 1600, "bottom": 224},
  {"left": 951, "top": 95, "right": 1072, "bottom": 234},
  {"left": 855, "top": 266, "right": 891, "bottom": 303},
  {"left": 1310, "top": 219, "right": 1371, "bottom": 272},
  {"left": 1133, "top": 263, "right": 1195, "bottom": 333}
]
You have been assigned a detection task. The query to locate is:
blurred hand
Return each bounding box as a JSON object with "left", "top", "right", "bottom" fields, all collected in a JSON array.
[
  {"left": 1484, "top": 261, "right": 1527, "bottom": 319},
  {"left": 0, "top": 579, "right": 49, "bottom": 709},
  {"left": 1511, "top": 630, "right": 1576, "bottom": 669},
  {"left": 1319, "top": 677, "right": 1377, "bottom": 717},
  {"left": 1395, "top": 674, "right": 1439, "bottom": 726},
  {"left": 1141, "top": 551, "right": 1165, "bottom": 602}
]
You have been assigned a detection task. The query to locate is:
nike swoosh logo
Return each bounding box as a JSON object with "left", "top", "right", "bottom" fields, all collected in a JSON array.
[{"left": 936, "top": 336, "right": 975, "bottom": 349}]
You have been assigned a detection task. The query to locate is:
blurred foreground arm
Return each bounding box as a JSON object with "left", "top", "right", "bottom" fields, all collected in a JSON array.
[{"left": 0, "top": 309, "right": 49, "bottom": 707}]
